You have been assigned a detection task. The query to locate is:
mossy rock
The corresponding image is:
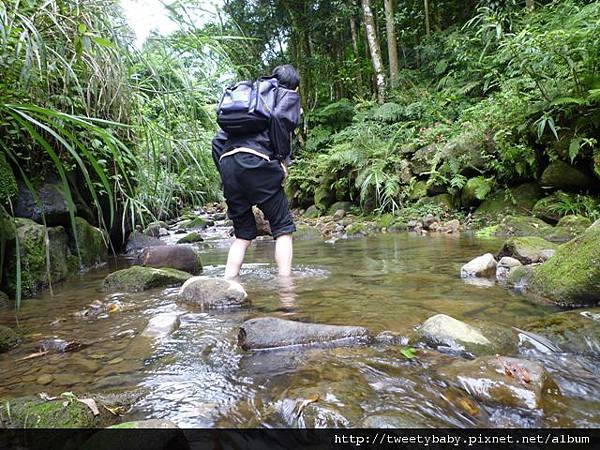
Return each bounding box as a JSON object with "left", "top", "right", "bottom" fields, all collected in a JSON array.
[
  {"left": 493, "top": 215, "right": 553, "bottom": 238},
  {"left": 3, "top": 219, "right": 71, "bottom": 298},
  {"left": 303, "top": 205, "right": 320, "bottom": 218},
  {"left": 540, "top": 160, "right": 595, "bottom": 192},
  {"left": 376, "top": 214, "right": 395, "bottom": 230},
  {"left": 177, "top": 232, "right": 203, "bottom": 244},
  {"left": 416, "top": 193, "right": 453, "bottom": 210},
  {"left": 389, "top": 219, "right": 408, "bottom": 232},
  {"left": 70, "top": 217, "right": 108, "bottom": 269},
  {"left": 143, "top": 221, "right": 167, "bottom": 237},
  {"left": 187, "top": 217, "right": 214, "bottom": 230},
  {"left": 408, "top": 180, "right": 428, "bottom": 201},
  {"left": 0, "top": 325, "right": 19, "bottom": 352},
  {"left": 102, "top": 266, "right": 191, "bottom": 293},
  {"left": 497, "top": 237, "right": 558, "bottom": 264},
  {"left": 475, "top": 183, "right": 542, "bottom": 218},
  {"left": 521, "top": 309, "right": 600, "bottom": 355},
  {"left": 441, "top": 128, "right": 491, "bottom": 174},
  {"left": 410, "top": 144, "right": 439, "bottom": 175},
  {"left": 0, "top": 396, "right": 119, "bottom": 428},
  {"left": 328, "top": 201, "right": 353, "bottom": 215},
  {"left": 507, "top": 265, "right": 534, "bottom": 288},
  {"left": 529, "top": 225, "right": 600, "bottom": 307},
  {"left": 546, "top": 215, "right": 592, "bottom": 242},
  {"left": 0, "top": 152, "right": 18, "bottom": 206},
  {"left": 460, "top": 176, "right": 489, "bottom": 207}
]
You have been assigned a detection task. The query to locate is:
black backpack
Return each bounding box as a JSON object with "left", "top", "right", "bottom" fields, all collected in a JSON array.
[{"left": 216, "top": 77, "right": 279, "bottom": 135}]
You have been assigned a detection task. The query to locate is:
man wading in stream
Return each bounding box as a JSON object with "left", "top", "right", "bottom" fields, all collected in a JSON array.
[{"left": 212, "top": 65, "right": 301, "bottom": 279}]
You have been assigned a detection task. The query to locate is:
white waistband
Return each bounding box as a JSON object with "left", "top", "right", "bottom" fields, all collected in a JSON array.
[{"left": 219, "top": 147, "right": 270, "bottom": 162}]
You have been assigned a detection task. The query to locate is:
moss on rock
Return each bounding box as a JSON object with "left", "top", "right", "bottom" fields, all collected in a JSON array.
[
  {"left": 546, "top": 214, "right": 592, "bottom": 242},
  {"left": 0, "top": 396, "right": 118, "bottom": 428},
  {"left": 102, "top": 266, "right": 191, "bottom": 293},
  {"left": 187, "top": 217, "right": 214, "bottom": 230},
  {"left": 0, "top": 152, "right": 18, "bottom": 206},
  {"left": 3, "top": 219, "right": 71, "bottom": 298},
  {"left": 460, "top": 176, "right": 489, "bottom": 207},
  {"left": 530, "top": 226, "right": 600, "bottom": 307},
  {"left": 540, "top": 160, "right": 595, "bottom": 191},
  {"left": 416, "top": 193, "right": 454, "bottom": 210},
  {"left": 177, "top": 232, "right": 203, "bottom": 244},
  {"left": 493, "top": 215, "right": 553, "bottom": 238},
  {"left": 497, "top": 236, "right": 558, "bottom": 264},
  {"left": 70, "top": 217, "right": 108, "bottom": 269},
  {"left": 507, "top": 265, "right": 534, "bottom": 288},
  {"left": 475, "top": 183, "right": 542, "bottom": 218},
  {"left": 0, "top": 325, "right": 19, "bottom": 352},
  {"left": 408, "top": 180, "right": 428, "bottom": 201}
]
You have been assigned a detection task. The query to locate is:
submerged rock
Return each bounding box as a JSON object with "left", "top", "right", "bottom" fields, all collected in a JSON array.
[
  {"left": 238, "top": 317, "right": 371, "bottom": 350},
  {"left": 416, "top": 314, "right": 491, "bottom": 354},
  {"left": 496, "top": 257, "right": 522, "bottom": 283},
  {"left": 460, "top": 253, "right": 496, "bottom": 278},
  {"left": 102, "top": 266, "right": 191, "bottom": 293},
  {"left": 0, "top": 325, "right": 19, "bottom": 352},
  {"left": 497, "top": 237, "right": 558, "bottom": 264},
  {"left": 529, "top": 225, "right": 600, "bottom": 307},
  {"left": 540, "top": 160, "right": 595, "bottom": 192},
  {"left": 125, "top": 230, "right": 165, "bottom": 255},
  {"left": 179, "top": 276, "right": 248, "bottom": 309},
  {"left": 522, "top": 308, "right": 600, "bottom": 355},
  {"left": 141, "top": 313, "right": 181, "bottom": 339},
  {"left": 138, "top": 245, "right": 202, "bottom": 275},
  {"left": 437, "top": 356, "right": 558, "bottom": 410}
]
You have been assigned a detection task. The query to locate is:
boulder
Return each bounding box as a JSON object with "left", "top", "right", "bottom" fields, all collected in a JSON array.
[
  {"left": 0, "top": 325, "right": 19, "bottom": 352},
  {"left": 102, "top": 266, "right": 191, "bottom": 293},
  {"left": 493, "top": 215, "right": 553, "bottom": 238},
  {"left": 522, "top": 308, "right": 600, "bottom": 355},
  {"left": 142, "top": 221, "right": 168, "bottom": 238},
  {"left": 441, "top": 129, "right": 491, "bottom": 174},
  {"left": 460, "top": 253, "right": 497, "bottom": 278},
  {"left": 69, "top": 217, "right": 108, "bottom": 269},
  {"left": 507, "top": 265, "right": 534, "bottom": 288},
  {"left": 408, "top": 180, "right": 428, "bottom": 201},
  {"left": 141, "top": 313, "right": 181, "bottom": 339},
  {"left": 497, "top": 237, "right": 558, "bottom": 264},
  {"left": 410, "top": 144, "right": 439, "bottom": 175},
  {"left": 540, "top": 160, "right": 595, "bottom": 191},
  {"left": 546, "top": 215, "right": 592, "bottom": 242},
  {"left": 179, "top": 276, "right": 248, "bottom": 309},
  {"left": 2, "top": 218, "right": 71, "bottom": 298},
  {"left": 177, "top": 232, "right": 203, "bottom": 244},
  {"left": 332, "top": 209, "right": 345, "bottom": 221},
  {"left": 14, "top": 178, "right": 70, "bottom": 226},
  {"left": 460, "top": 176, "right": 489, "bottom": 207},
  {"left": 238, "top": 317, "right": 371, "bottom": 350},
  {"left": 303, "top": 205, "right": 320, "bottom": 218},
  {"left": 532, "top": 195, "right": 562, "bottom": 223},
  {"left": 475, "top": 183, "right": 543, "bottom": 218},
  {"left": 437, "top": 356, "right": 558, "bottom": 410},
  {"left": 496, "top": 257, "right": 522, "bottom": 283},
  {"left": 328, "top": 201, "right": 353, "bottom": 215},
  {"left": 416, "top": 193, "right": 454, "bottom": 210},
  {"left": 416, "top": 314, "right": 492, "bottom": 355},
  {"left": 138, "top": 245, "right": 202, "bottom": 275},
  {"left": 125, "top": 230, "right": 165, "bottom": 255},
  {"left": 253, "top": 206, "right": 271, "bottom": 236},
  {"left": 529, "top": 225, "right": 600, "bottom": 307}
]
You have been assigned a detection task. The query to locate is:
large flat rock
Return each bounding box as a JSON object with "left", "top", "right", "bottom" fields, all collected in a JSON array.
[{"left": 238, "top": 317, "right": 371, "bottom": 350}]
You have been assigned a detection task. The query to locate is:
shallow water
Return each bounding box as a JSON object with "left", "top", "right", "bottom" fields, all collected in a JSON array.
[{"left": 1, "top": 230, "right": 599, "bottom": 428}]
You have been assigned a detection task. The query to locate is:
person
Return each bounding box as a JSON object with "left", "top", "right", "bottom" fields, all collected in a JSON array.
[{"left": 212, "top": 64, "right": 301, "bottom": 279}]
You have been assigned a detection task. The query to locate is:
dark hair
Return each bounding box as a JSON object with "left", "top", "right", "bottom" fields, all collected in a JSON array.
[{"left": 271, "top": 64, "right": 300, "bottom": 90}]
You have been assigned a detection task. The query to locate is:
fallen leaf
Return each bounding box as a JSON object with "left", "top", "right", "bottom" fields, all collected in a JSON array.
[
  {"left": 103, "top": 404, "right": 129, "bottom": 416},
  {"left": 400, "top": 347, "right": 417, "bottom": 359},
  {"left": 17, "top": 350, "right": 48, "bottom": 361},
  {"left": 296, "top": 394, "right": 320, "bottom": 418},
  {"left": 38, "top": 392, "right": 58, "bottom": 401},
  {"left": 78, "top": 398, "right": 100, "bottom": 416}
]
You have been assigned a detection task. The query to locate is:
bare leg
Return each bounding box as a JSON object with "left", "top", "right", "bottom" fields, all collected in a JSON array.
[
  {"left": 274, "top": 233, "right": 293, "bottom": 277},
  {"left": 225, "top": 238, "right": 252, "bottom": 279}
]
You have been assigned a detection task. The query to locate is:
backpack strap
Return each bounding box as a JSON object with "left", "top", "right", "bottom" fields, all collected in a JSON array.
[{"left": 219, "top": 147, "right": 271, "bottom": 162}]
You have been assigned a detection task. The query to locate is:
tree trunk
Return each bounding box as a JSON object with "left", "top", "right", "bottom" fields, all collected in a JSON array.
[
  {"left": 423, "top": 0, "right": 431, "bottom": 36},
  {"left": 361, "top": 0, "right": 385, "bottom": 104},
  {"left": 350, "top": 16, "right": 359, "bottom": 56},
  {"left": 383, "top": 0, "right": 399, "bottom": 88}
]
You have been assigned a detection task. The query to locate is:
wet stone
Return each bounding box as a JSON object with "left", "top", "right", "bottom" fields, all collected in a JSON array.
[
  {"left": 460, "top": 253, "right": 496, "bottom": 278},
  {"left": 36, "top": 374, "right": 54, "bottom": 385},
  {"left": 179, "top": 276, "right": 248, "bottom": 309}
]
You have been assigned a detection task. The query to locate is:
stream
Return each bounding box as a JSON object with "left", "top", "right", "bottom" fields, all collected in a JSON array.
[{"left": 1, "top": 224, "right": 599, "bottom": 428}]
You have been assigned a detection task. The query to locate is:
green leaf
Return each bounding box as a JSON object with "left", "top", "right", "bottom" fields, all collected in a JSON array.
[
  {"left": 400, "top": 347, "right": 417, "bottom": 359},
  {"left": 569, "top": 137, "right": 583, "bottom": 163},
  {"left": 551, "top": 97, "right": 585, "bottom": 106},
  {"left": 91, "top": 36, "right": 116, "bottom": 48},
  {"left": 434, "top": 60, "right": 448, "bottom": 75},
  {"left": 78, "top": 23, "right": 87, "bottom": 34}
]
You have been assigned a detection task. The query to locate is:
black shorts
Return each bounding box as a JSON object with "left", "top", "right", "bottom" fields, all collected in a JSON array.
[{"left": 219, "top": 152, "right": 296, "bottom": 240}]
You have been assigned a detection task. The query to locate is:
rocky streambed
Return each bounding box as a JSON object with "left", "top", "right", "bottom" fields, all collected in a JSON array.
[{"left": 0, "top": 207, "right": 599, "bottom": 428}]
